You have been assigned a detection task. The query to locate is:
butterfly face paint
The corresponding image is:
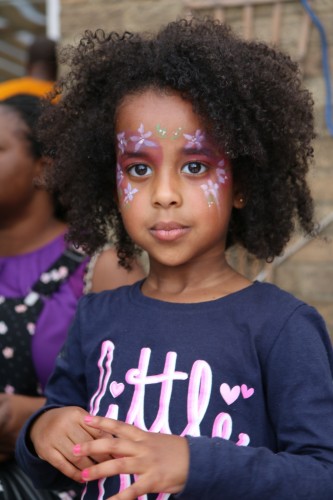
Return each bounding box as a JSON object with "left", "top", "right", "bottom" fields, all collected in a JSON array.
[{"left": 116, "top": 123, "right": 230, "bottom": 210}]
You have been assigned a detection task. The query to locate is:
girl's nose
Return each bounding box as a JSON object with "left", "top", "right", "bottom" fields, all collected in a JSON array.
[{"left": 151, "top": 170, "right": 182, "bottom": 208}]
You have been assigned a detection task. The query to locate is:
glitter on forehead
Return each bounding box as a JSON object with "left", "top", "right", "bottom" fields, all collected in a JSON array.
[
  {"left": 156, "top": 124, "right": 167, "bottom": 138},
  {"left": 155, "top": 124, "right": 183, "bottom": 140}
]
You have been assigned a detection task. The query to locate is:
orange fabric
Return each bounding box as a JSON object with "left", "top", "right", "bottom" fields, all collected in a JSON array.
[{"left": 0, "top": 77, "right": 58, "bottom": 101}]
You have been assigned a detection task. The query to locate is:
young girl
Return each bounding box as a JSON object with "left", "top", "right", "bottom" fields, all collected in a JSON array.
[{"left": 16, "top": 18, "right": 333, "bottom": 499}]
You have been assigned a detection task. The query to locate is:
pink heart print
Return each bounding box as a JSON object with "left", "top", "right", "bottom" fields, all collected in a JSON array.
[
  {"left": 110, "top": 381, "right": 125, "bottom": 398},
  {"left": 220, "top": 383, "right": 240, "bottom": 405},
  {"left": 241, "top": 384, "right": 254, "bottom": 399}
]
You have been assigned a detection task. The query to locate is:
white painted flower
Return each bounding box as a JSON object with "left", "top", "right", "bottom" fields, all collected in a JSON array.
[
  {"left": 130, "top": 124, "right": 157, "bottom": 152},
  {"left": 201, "top": 179, "right": 220, "bottom": 205},
  {"left": 4, "top": 384, "right": 15, "bottom": 394},
  {"left": 117, "top": 132, "right": 127, "bottom": 154},
  {"left": 217, "top": 159, "right": 228, "bottom": 184},
  {"left": 116, "top": 163, "right": 124, "bottom": 186},
  {"left": 0, "top": 322, "right": 8, "bottom": 335},
  {"left": 124, "top": 183, "right": 139, "bottom": 204},
  {"left": 183, "top": 129, "right": 205, "bottom": 150}
]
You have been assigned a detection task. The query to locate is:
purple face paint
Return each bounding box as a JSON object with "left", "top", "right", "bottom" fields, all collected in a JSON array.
[{"left": 129, "top": 123, "right": 158, "bottom": 152}]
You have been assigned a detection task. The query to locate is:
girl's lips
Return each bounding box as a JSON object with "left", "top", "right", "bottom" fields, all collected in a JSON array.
[{"left": 150, "top": 222, "right": 190, "bottom": 241}]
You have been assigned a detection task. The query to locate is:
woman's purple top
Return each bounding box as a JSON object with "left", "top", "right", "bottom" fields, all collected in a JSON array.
[{"left": 0, "top": 234, "right": 87, "bottom": 389}]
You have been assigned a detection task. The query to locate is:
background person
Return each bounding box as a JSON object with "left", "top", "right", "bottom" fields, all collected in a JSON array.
[
  {"left": 0, "top": 37, "right": 58, "bottom": 100},
  {"left": 0, "top": 93, "right": 143, "bottom": 498}
]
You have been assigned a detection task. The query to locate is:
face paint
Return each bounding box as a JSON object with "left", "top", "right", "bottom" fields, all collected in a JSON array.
[
  {"left": 155, "top": 124, "right": 183, "bottom": 140},
  {"left": 129, "top": 123, "right": 158, "bottom": 152},
  {"left": 123, "top": 182, "right": 139, "bottom": 206},
  {"left": 117, "top": 132, "right": 127, "bottom": 154},
  {"left": 171, "top": 127, "right": 183, "bottom": 140},
  {"left": 200, "top": 179, "right": 220, "bottom": 207},
  {"left": 183, "top": 129, "right": 205, "bottom": 150},
  {"left": 116, "top": 123, "right": 229, "bottom": 212},
  {"left": 156, "top": 124, "right": 168, "bottom": 138},
  {"left": 116, "top": 163, "right": 124, "bottom": 187},
  {"left": 216, "top": 159, "right": 229, "bottom": 185}
]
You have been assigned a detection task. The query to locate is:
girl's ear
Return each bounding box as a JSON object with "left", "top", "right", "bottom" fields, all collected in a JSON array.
[{"left": 233, "top": 188, "right": 246, "bottom": 209}]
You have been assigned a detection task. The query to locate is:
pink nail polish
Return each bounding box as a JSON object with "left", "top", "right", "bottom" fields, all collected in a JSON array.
[
  {"left": 82, "top": 469, "right": 89, "bottom": 480},
  {"left": 84, "top": 415, "right": 93, "bottom": 423},
  {"left": 73, "top": 444, "right": 81, "bottom": 456}
]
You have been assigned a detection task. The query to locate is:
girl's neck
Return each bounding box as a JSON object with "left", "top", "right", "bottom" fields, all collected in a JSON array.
[
  {"left": 0, "top": 192, "right": 67, "bottom": 257},
  {"left": 142, "top": 254, "right": 251, "bottom": 303}
]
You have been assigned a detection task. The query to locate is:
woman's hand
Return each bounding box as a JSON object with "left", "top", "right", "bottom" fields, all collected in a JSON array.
[
  {"left": 30, "top": 406, "right": 112, "bottom": 483},
  {"left": 0, "top": 393, "right": 46, "bottom": 458},
  {"left": 73, "top": 416, "right": 190, "bottom": 499}
]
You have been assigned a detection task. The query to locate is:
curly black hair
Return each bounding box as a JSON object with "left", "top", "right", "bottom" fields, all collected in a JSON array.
[{"left": 38, "top": 18, "right": 316, "bottom": 268}]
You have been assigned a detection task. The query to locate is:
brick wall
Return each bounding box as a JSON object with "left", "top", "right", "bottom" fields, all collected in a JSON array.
[{"left": 60, "top": 0, "right": 333, "bottom": 337}]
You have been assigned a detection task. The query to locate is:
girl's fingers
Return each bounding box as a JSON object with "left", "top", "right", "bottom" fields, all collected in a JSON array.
[
  {"left": 74, "top": 437, "right": 139, "bottom": 461},
  {"left": 84, "top": 416, "right": 143, "bottom": 440},
  {"left": 56, "top": 427, "right": 101, "bottom": 470},
  {"left": 81, "top": 456, "right": 142, "bottom": 482},
  {"left": 45, "top": 447, "right": 85, "bottom": 483}
]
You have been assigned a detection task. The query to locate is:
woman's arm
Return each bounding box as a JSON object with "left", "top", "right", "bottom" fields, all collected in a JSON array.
[{"left": 0, "top": 394, "right": 45, "bottom": 460}]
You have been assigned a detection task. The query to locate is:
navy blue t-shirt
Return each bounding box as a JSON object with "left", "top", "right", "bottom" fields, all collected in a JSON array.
[{"left": 16, "top": 281, "right": 333, "bottom": 499}]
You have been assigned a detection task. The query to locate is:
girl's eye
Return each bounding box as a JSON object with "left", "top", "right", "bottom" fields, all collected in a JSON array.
[
  {"left": 182, "top": 161, "right": 208, "bottom": 175},
  {"left": 127, "top": 164, "right": 152, "bottom": 177}
]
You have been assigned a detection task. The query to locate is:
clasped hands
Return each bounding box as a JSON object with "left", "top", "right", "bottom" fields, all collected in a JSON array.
[{"left": 31, "top": 406, "right": 189, "bottom": 500}]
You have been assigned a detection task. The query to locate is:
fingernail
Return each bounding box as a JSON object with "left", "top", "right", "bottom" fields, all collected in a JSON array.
[
  {"left": 82, "top": 469, "right": 89, "bottom": 480},
  {"left": 73, "top": 444, "right": 81, "bottom": 456},
  {"left": 84, "top": 415, "right": 93, "bottom": 423}
]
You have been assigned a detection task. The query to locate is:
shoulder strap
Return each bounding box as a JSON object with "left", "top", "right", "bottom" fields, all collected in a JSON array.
[{"left": 32, "top": 247, "right": 87, "bottom": 296}]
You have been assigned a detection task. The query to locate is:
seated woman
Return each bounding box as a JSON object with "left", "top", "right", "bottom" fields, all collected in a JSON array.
[{"left": 0, "top": 94, "right": 144, "bottom": 498}]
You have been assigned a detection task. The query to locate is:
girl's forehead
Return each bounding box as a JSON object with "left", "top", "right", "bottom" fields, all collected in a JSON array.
[{"left": 115, "top": 90, "right": 204, "bottom": 134}]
